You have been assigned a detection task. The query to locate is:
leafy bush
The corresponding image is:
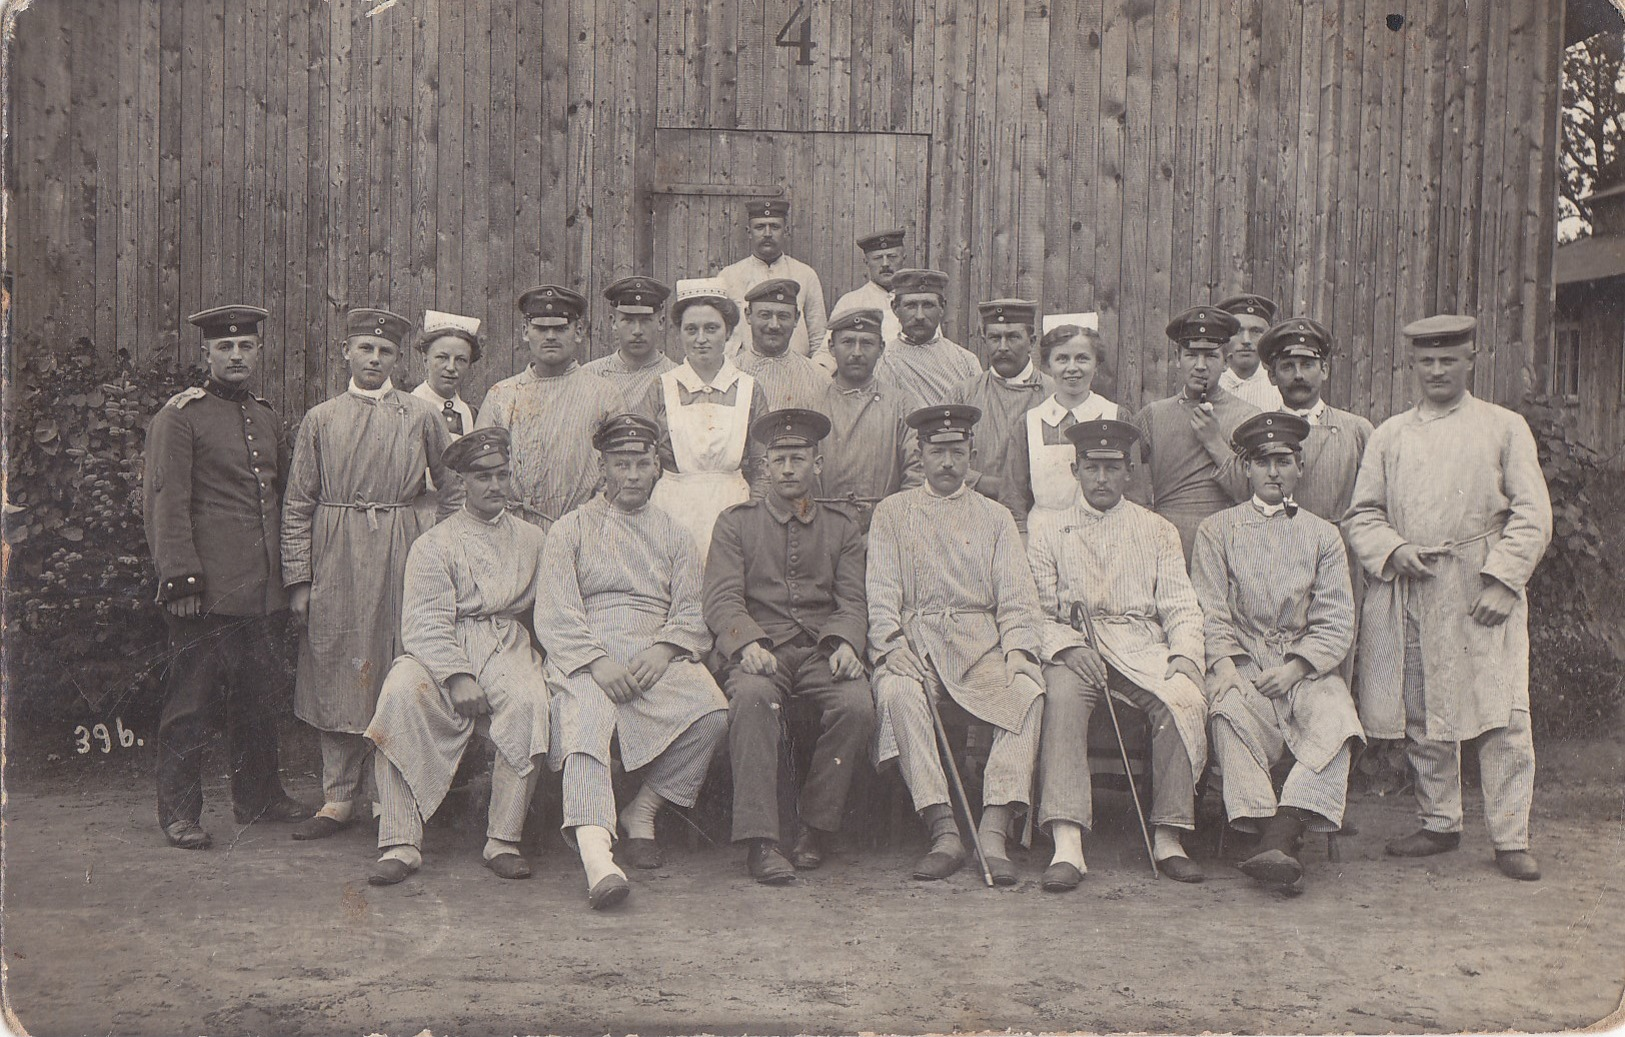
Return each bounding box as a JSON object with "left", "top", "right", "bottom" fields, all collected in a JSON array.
[
  {"left": 1518, "top": 394, "right": 1622, "bottom": 739},
  {"left": 4, "top": 338, "right": 203, "bottom": 723}
]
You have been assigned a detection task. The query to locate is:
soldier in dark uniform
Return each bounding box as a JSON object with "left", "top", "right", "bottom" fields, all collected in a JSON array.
[
  {"left": 703, "top": 409, "right": 874, "bottom": 883},
  {"left": 143, "top": 304, "right": 314, "bottom": 849}
]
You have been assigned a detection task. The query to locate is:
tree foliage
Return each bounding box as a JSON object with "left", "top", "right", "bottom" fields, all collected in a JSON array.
[{"left": 1560, "top": 32, "right": 1625, "bottom": 241}]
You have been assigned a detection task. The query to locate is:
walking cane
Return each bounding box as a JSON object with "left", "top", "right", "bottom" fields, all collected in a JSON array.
[
  {"left": 1069, "top": 602, "right": 1160, "bottom": 879},
  {"left": 920, "top": 653, "right": 996, "bottom": 888}
]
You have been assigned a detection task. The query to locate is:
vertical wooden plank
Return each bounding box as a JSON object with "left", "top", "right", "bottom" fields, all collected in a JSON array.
[
  {"left": 387, "top": 0, "right": 413, "bottom": 315},
  {"left": 658, "top": 0, "right": 682, "bottom": 128},
  {"left": 965, "top": 0, "right": 999, "bottom": 351},
  {"left": 826, "top": 0, "right": 852, "bottom": 132},
  {"left": 736, "top": 0, "right": 764, "bottom": 128},
  {"left": 1246, "top": 0, "right": 1284, "bottom": 300},
  {"left": 1226, "top": 0, "right": 1262, "bottom": 298},
  {"left": 410, "top": 0, "right": 441, "bottom": 317},
  {"left": 199, "top": 0, "right": 226, "bottom": 315},
  {"left": 1498, "top": 1, "right": 1546, "bottom": 404},
  {"left": 92, "top": 3, "right": 120, "bottom": 353},
  {"left": 225, "top": 0, "right": 250, "bottom": 306},
  {"left": 487, "top": 0, "right": 516, "bottom": 367},
  {"left": 1290, "top": 0, "right": 1328, "bottom": 317},
  {"left": 1062, "top": 0, "right": 1102, "bottom": 318},
  {"left": 1116, "top": 0, "right": 1152, "bottom": 405},
  {"left": 633, "top": 0, "right": 661, "bottom": 271},
  {"left": 1432, "top": 0, "right": 1464, "bottom": 314},
  {"left": 1369, "top": 0, "right": 1411, "bottom": 418},
  {"left": 306, "top": 0, "right": 332, "bottom": 408},
  {"left": 514, "top": 0, "right": 543, "bottom": 293},
  {"left": 852, "top": 0, "right": 877, "bottom": 129},
  {"left": 540, "top": 0, "right": 570, "bottom": 279},
  {"left": 909, "top": 0, "right": 936, "bottom": 135},
  {"left": 135, "top": 0, "right": 162, "bottom": 365},
  {"left": 1164, "top": 0, "right": 1199, "bottom": 324},
  {"left": 1093, "top": 0, "right": 1127, "bottom": 394},
  {"left": 1140, "top": 0, "right": 1179, "bottom": 407},
  {"left": 282, "top": 0, "right": 309, "bottom": 412},
  {"left": 890, "top": 0, "right": 915, "bottom": 132},
  {"left": 1270, "top": 2, "right": 1303, "bottom": 307},
  {"left": 565, "top": 0, "right": 594, "bottom": 286},
  {"left": 364, "top": 0, "right": 389, "bottom": 306},
  {"left": 688, "top": 0, "right": 712, "bottom": 130},
  {"left": 712, "top": 0, "right": 739, "bottom": 129},
  {"left": 345, "top": 1, "right": 372, "bottom": 313},
  {"left": 463, "top": 0, "right": 492, "bottom": 315},
  {"left": 1188, "top": 0, "right": 1219, "bottom": 313},
  {"left": 1327, "top": 0, "right": 1366, "bottom": 411},
  {"left": 1452, "top": 0, "right": 1489, "bottom": 325},
  {"left": 1015, "top": 0, "right": 1049, "bottom": 301},
  {"left": 115, "top": 0, "right": 142, "bottom": 361},
  {"left": 252, "top": 0, "right": 280, "bottom": 404},
  {"left": 1348, "top": 0, "right": 1388, "bottom": 417},
  {"left": 928, "top": 0, "right": 975, "bottom": 343},
  {"left": 1041, "top": 0, "right": 1079, "bottom": 315},
  {"left": 155, "top": 0, "right": 184, "bottom": 364},
  {"left": 1521, "top": 1, "right": 1563, "bottom": 408},
  {"left": 437, "top": 0, "right": 465, "bottom": 308}
]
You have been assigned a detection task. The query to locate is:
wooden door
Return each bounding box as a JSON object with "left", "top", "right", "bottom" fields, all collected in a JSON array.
[{"left": 651, "top": 128, "right": 931, "bottom": 329}]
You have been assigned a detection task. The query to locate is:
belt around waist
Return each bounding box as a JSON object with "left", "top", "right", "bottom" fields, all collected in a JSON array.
[{"left": 317, "top": 499, "right": 411, "bottom": 530}]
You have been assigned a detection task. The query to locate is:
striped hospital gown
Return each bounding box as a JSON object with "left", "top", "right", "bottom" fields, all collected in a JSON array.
[
  {"left": 535, "top": 496, "right": 727, "bottom": 773},
  {"left": 735, "top": 346, "right": 833, "bottom": 412},
  {"left": 581, "top": 350, "right": 677, "bottom": 413},
  {"left": 475, "top": 362, "right": 621, "bottom": 529},
  {"left": 875, "top": 332, "right": 983, "bottom": 406}
]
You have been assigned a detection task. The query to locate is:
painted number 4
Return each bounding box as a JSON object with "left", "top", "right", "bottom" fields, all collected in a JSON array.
[{"left": 775, "top": 2, "right": 815, "bottom": 66}]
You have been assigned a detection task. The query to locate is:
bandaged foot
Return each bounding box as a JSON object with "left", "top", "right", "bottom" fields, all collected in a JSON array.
[
  {"left": 1049, "top": 820, "right": 1088, "bottom": 873},
  {"left": 621, "top": 784, "right": 668, "bottom": 841},
  {"left": 575, "top": 825, "right": 625, "bottom": 889},
  {"left": 1152, "top": 824, "right": 1190, "bottom": 861}
]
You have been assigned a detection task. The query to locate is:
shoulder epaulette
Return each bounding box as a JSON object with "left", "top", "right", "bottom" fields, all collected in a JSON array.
[{"left": 167, "top": 387, "right": 208, "bottom": 410}]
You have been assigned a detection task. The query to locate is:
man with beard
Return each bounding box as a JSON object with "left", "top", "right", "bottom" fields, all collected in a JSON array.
[
  {"left": 827, "top": 227, "right": 906, "bottom": 348},
  {"left": 582, "top": 276, "right": 677, "bottom": 410},
  {"left": 1216, "top": 293, "right": 1283, "bottom": 411},
  {"left": 1192, "top": 413, "right": 1364, "bottom": 893},
  {"left": 1129, "top": 306, "right": 1260, "bottom": 563},
  {"left": 476, "top": 285, "right": 622, "bottom": 531},
  {"left": 814, "top": 308, "right": 924, "bottom": 529},
  {"left": 875, "top": 269, "right": 982, "bottom": 406},
  {"left": 717, "top": 199, "right": 830, "bottom": 370},
  {"left": 145, "top": 304, "right": 314, "bottom": 849},
  {"left": 535, "top": 414, "right": 730, "bottom": 908},
  {"left": 867, "top": 404, "right": 1046, "bottom": 885},
  {"left": 704, "top": 409, "right": 873, "bottom": 883},
  {"left": 951, "top": 298, "right": 1053, "bottom": 518},
  {"left": 735, "top": 278, "right": 831, "bottom": 412},
  {"left": 1343, "top": 315, "right": 1551, "bottom": 882}
]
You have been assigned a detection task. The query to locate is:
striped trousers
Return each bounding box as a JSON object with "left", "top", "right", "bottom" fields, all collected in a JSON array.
[
  {"left": 375, "top": 748, "right": 539, "bottom": 850},
  {"left": 1212, "top": 723, "right": 1353, "bottom": 833},
  {"left": 561, "top": 711, "right": 727, "bottom": 836},
  {"left": 320, "top": 731, "right": 373, "bottom": 806},
  {"left": 874, "top": 674, "right": 1042, "bottom": 813}
]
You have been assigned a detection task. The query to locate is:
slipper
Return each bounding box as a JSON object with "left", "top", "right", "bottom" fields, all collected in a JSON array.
[
  {"left": 911, "top": 849, "right": 965, "bottom": 881},
  {"left": 368, "top": 858, "right": 416, "bottom": 886},
  {"left": 1238, "top": 848, "right": 1303, "bottom": 887},
  {"left": 482, "top": 852, "right": 533, "bottom": 880},
  {"left": 619, "top": 837, "right": 663, "bottom": 870},
  {"left": 164, "top": 820, "right": 212, "bottom": 850},
  {"left": 587, "top": 873, "right": 631, "bottom": 910},
  {"left": 1041, "top": 861, "right": 1083, "bottom": 892},
  {"left": 290, "top": 814, "right": 350, "bottom": 841},
  {"left": 985, "top": 855, "right": 1020, "bottom": 887},
  {"left": 1157, "top": 854, "right": 1205, "bottom": 883}
]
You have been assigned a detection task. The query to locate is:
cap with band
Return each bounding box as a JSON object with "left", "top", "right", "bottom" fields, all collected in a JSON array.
[
  {"left": 827, "top": 308, "right": 885, "bottom": 337},
  {"left": 442, "top": 426, "right": 511, "bottom": 473},
  {"left": 345, "top": 308, "right": 414, "bottom": 346},
  {"left": 1216, "top": 293, "right": 1279, "bottom": 323},
  {"left": 189, "top": 305, "right": 269, "bottom": 339},
  {"left": 593, "top": 413, "right": 661, "bottom": 454},
  {"left": 746, "top": 198, "right": 790, "bottom": 221},
  {"left": 905, "top": 404, "right": 981, "bottom": 444},
  {"left": 603, "top": 276, "right": 672, "bottom": 315},
  {"left": 517, "top": 284, "right": 587, "bottom": 326},
  {"left": 890, "top": 268, "right": 950, "bottom": 300},
  {"left": 1165, "top": 306, "right": 1240, "bottom": 346},
  {"left": 751, "top": 407, "right": 832, "bottom": 449},
  {"left": 1063, "top": 418, "right": 1141, "bottom": 460},
  {"left": 744, "top": 278, "right": 802, "bottom": 306},
  {"left": 1401, "top": 314, "right": 1477, "bottom": 349},
  {"left": 979, "top": 298, "right": 1038, "bottom": 328},
  {"left": 1232, "top": 412, "right": 1311, "bottom": 459},
  {"left": 857, "top": 228, "right": 905, "bottom": 253},
  {"left": 1258, "top": 317, "right": 1333, "bottom": 366}
]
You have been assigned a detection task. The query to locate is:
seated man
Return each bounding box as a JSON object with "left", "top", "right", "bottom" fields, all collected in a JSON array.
[
  {"left": 867, "top": 404, "right": 1046, "bottom": 885},
  {"left": 535, "top": 414, "right": 729, "bottom": 910},
  {"left": 1028, "top": 419, "right": 1210, "bottom": 889},
  {"left": 1192, "top": 413, "right": 1364, "bottom": 892},
  {"left": 705, "top": 409, "right": 874, "bottom": 884},
  {"left": 364, "top": 428, "right": 551, "bottom": 885}
]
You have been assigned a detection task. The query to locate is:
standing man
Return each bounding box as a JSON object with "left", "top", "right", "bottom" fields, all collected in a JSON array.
[
  {"left": 875, "top": 269, "right": 982, "bottom": 406},
  {"left": 144, "top": 305, "right": 314, "bottom": 849},
  {"left": 816, "top": 308, "right": 924, "bottom": 527},
  {"left": 717, "top": 199, "right": 830, "bottom": 370},
  {"left": 582, "top": 276, "right": 677, "bottom": 410},
  {"left": 1344, "top": 315, "right": 1552, "bottom": 881},
  {"left": 411, "top": 309, "right": 481, "bottom": 437},
  {"left": 477, "top": 284, "right": 622, "bottom": 531},
  {"left": 1130, "top": 305, "right": 1260, "bottom": 563},
  {"left": 1192, "top": 413, "right": 1364, "bottom": 893},
  {"left": 1027, "top": 419, "right": 1209, "bottom": 888},
  {"left": 364, "top": 428, "right": 552, "bottom": 886},
  {"left": 535, "top": 414, "right": 730, "bottom": 909},
  {"left": 1258, "top": 317, "right": 1373, "bottom": 522},
  {"left": 735, "top": 278, "right": 831, "bottom": 412},
  {"left": 704, "top": 409, "right": 874, "bottom": 883},
  {"left": 951, "top": 298, "right": 1052, "bottom": 514},
  {"left": 1216, "top": 293, "right": 1283, "bottom": 411},
  {"left": 282, "top": 307, "right": 459, "bottom": 840},
  {"left": 827, "top": 227, "right": 905, "bottom": 348},
  {"left": 867, "top": 404, "right": 1047, "bottom": 885}
]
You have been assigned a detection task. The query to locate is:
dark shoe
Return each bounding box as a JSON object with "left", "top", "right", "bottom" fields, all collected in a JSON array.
[
  {"left": 985, "top": 855, "right": 1020, "bottom": 886},
  {"left": 1495, "top": 849, "right": 1541, "bottom": 881},
  {"left": 1239, "top": 847, "right": 1304, "bottom": 887},
  {"left": 911, "top": 846, "right": 965, "bottom": 881},
  {"left": 1041, "top": 861, "right": 1083, "bottom": 892},
  {"left": 789, "top": 828, "right": 826, "bottom": 870},
  {"left": 290, "top": 814, "right": 350, "bottom": 841},
  {"left": 1157, "top": 854, "right": 1205, "bottom": 883},
  {"left": 483, "top": 852, "right": 533, "bottom": 880},
  {"left": 587, "top": 873, "right": 631, "bottom": 910},
  {"left": 748, "top": 841, "right": 797, "bottom": 885},
  {"left": 1385, "top": 829, "right": 1461, "bottom": 857},
  {"left": 368, "top": 858, "right": 416, "bottom": 886},
  {"left": 235, "top": 795, "right": 317, "bottom": 825},
  {"left": 164, "top": 819, "right": 212, "bottom": 850},
  {"left": 620, "top": 837, "right": 663, "bottom": 870}
]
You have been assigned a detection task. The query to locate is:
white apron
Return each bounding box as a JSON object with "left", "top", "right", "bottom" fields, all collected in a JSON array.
[
  {"left": 1027, "top": 395, "right": 1120, "bottom": 524},
  {"left": 651, "top": 367, "right": 755, "bottom": 561}
]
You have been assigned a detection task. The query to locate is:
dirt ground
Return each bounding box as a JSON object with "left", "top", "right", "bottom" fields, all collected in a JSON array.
[{"left": 2, "top": 723, "right": 1622, "bottom": 1037}]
